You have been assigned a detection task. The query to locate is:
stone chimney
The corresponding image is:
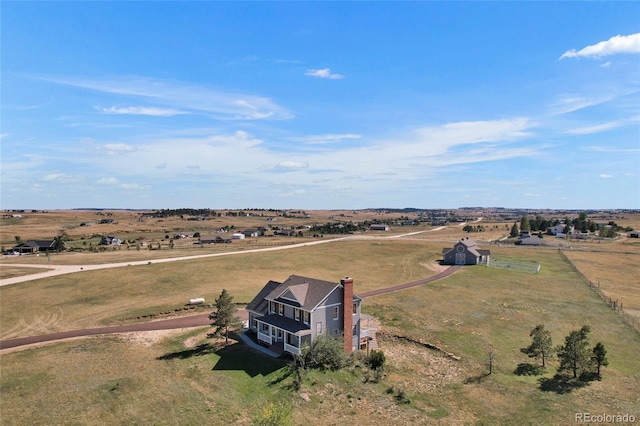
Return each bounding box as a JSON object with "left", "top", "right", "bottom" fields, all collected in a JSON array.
[{"left": 341, "top": 276, "right": 354, "bottom": 353}]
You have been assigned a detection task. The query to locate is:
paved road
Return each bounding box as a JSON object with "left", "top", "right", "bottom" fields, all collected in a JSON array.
[{"left": 0, "top": 266, "right": 459, "bottom": 351}]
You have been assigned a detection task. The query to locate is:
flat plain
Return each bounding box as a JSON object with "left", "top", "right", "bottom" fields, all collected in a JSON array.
[{"left": 1, "top": 210, "right": 639, "bottom": 424}]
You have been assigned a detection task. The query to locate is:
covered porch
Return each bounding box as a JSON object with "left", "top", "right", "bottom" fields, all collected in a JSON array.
[{"left": 255, "top": 314, "right": 312, "bottom": 356}]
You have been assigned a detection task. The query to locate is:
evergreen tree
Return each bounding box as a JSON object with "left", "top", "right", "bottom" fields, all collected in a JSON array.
[
  {"left": 520, "top": 216, "right": 531, "bottom": 232},
  {"left": 510, "top": 222, "right": 519, "bottom": 237},
  {"left": 521, "top": 324, "right": 553, "bottom": 367},
  {"left": 209, "top": 289, "right": 243, "bottom": 344},
  {"left": 556, "top": 325, "right": 592, "bottom": 378},
  {"left": 591, "top": 342, "right": 609, "bottom": 379}
]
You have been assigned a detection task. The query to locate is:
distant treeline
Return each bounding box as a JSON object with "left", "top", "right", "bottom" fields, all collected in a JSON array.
[{"left": 142, "top": 208, "right": 220, "bottom": 218}]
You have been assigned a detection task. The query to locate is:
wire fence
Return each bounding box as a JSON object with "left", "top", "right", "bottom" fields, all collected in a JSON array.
[
  {"left": 558, "top": 249, "right": 640, "bottom": 334},
  {"left": 486, "top": 258, "right": 541, "bottom": 274}
]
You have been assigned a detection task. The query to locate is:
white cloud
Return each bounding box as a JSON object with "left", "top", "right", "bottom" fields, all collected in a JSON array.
[
  {"left": 96, "top": 177, "right": 119, "bottom": 185},
  {"left": 560, "top": 33, "right": 640, "bottom": 59},
  {"left": 43, "top": 173, "right": 77, "bottom": 182},
  {"left": 102, "top": 143, "right": 136, "bottom": 155},
  {"left": 276, "top": 161, "right": 309, "bottom": 170},
  {"left": 46, "top": 76, "right": 293, "bottom": 121},
  {"left": 119, "top": 183, "right": 150, "bottom": 190},
  {"left": 0, "top": 133, "right": 8, "bottom": 139},
  {"left": 565, "top": 116, "right": 640, "bottom": 135},
  {"left": 587, "top": 146, "right": 640, "bottom": 153},
  {"left": 600, "top": 61, "right": 612, "bottom": 68},
  {"left": 297, "top": 134, "right": 362, "bottom": 144},
  {"left": 305, "top": 68, "right": 344, "bottom": 79},
  {"left": 548, "top": 94, "right": 613, "bottom": 115},
  {"left": 99, "top": 106, "right": 185, "bottom": 116},
  {"left": 599, "top": 174, "right": 614, "bottom": 178}
]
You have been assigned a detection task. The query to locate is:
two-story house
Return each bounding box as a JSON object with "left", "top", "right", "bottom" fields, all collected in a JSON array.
[{"left": 246, "top": 275, "right": 365, "bottom": 355}]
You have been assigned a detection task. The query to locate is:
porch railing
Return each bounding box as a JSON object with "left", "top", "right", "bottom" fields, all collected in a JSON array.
[
  {"left": 258, "top": 330, "right": 272, "bottom": 345},
  {"left": 284, "top": 342, "right": 301, "bottom": 355}
]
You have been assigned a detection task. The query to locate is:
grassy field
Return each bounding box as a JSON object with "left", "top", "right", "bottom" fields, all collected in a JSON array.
[
  {"left": 1, "top": 245, "right": 639, "bottom": 425},
  {"left": 0, "top": 239, "right": 442, "bottom": 338}
]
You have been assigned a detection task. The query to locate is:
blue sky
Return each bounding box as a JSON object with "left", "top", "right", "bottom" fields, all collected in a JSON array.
[{"left": 2, "top": 2, "right": 639, "bottom": 210}]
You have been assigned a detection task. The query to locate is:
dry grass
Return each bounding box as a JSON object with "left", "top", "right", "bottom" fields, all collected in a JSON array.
[
  {"left": 563, "top": 250, "right": 640, "bottom": 319},
  {"left": 2, "top": 245, "right": 639, "bottom": 425},
  {"left": 0, "top": 239, "right": 442, "bottom": 339}
]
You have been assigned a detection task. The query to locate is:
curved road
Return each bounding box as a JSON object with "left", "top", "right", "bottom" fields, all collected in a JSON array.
[{"left": 0, "top": 265, "right": 460, "bottom": 351}]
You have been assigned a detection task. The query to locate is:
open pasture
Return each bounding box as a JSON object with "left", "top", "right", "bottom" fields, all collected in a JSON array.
[
  {"left": 563, "top": 250, "right": 640, "bottom": 320},
  {"left": 0, "top": 239, "right": 443, "bottom": 339}
]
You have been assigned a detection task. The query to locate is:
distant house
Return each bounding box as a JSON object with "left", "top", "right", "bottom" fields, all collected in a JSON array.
[
  {"left": 546, "top": 224, "right": 566, "bottom": 235},
  {"left": 99, "top": 219, "right": 115, "bottom": 224},
  {"left": 515, "top": 231, "right": 544, "bottom": 246},
  {"left": 442, "top": 237, "right": 490, "bottom": 265},
  {"left": 243, "top": 228, "right": 260, "bottom": 237},
  {"left": 246, "top": 275, "right": 366, "bottom": 355},
  {"left": 199, "top": 235, "right": 231, "bottom": 244},
  {"left": 173, "top": 233, "right": 193, "bottom": 239},
  {"left": 99, "top": 235, "right": 122, "bottom": 245},
  {"left": 369, "top": 224, "right": 390, "bottom": 231},
  {"left": 627, "top": 230, "right": 640, "bottom": 238},
  {"left": 11, "top": 240, "right": 58, "bottom": 254},
  {"left": 232, "top": 233, "right": 246, "bottom": 240}
]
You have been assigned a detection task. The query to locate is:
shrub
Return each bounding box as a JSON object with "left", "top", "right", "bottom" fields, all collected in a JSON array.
[
  {"left": 303, "top": 335, "right": 346, "bottom": 371},
  {"left": 252, "top": 402, "right": 292, "bottom": 426},
  {"left": 366, "top": 350, "right": 386, "bottom": 371}
]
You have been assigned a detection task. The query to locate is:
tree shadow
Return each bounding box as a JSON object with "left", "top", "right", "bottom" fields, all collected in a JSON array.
[
  {"left": 212, "top": 341, "right": 286, "bottom": 378},
  {"left": 156, "top": 343, "right": 218, "bottom": 360},
  {"left": 538, "top": 374, "right": 590, "bottom": 394},
  {"left": 514, "top": 362, "right": 545, "bottom": 376},
  {"left": 464, "top": 373, "right": 490, "bottom": 384}
]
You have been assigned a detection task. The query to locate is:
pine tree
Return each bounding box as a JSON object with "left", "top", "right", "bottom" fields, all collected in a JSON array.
[
  {"left": 521, "top": 324, "right": 553, "bottom": 367},
  {"left": 510, "top": 222, "right": 519, "bottom": 237},
  {"left": 591, "top": 342, "right": 609, "bottom": 379},
  {"left": 557, "top": 325, "right": 591, "bottom": 379},
  {"left": 520, "top": 216, "right": 531, "bottom": 232},
  {"left": 209, "top": 289, "right": 243, "bottom": 344}
]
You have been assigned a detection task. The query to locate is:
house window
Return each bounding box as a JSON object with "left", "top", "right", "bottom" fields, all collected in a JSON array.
[
  {"left": 295, "top": 308, "right": 300, "bottom": 321},
  {"left": 279, "top": 303, "right": 284, "bottom": 316},
  {"left": 333, "top": 306, "right": 339, "bottom": 320},
  {"left": 304, "top": 311, "right": 310, "bottom": 324},
  {"left": 352, "top": 302, "right": 357, "bottom": 314},
  {"left": 269, "top": 301, "right": 275, "bottom": 314}
]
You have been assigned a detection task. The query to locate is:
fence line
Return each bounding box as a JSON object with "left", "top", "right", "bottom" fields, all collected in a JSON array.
[{"left": 558, "top": 249, "right": 640, "bottom": 333}]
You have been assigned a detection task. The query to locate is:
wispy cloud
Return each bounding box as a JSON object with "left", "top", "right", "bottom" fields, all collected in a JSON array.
[
  {"left": 548, "top": 94, "right": 613, "bottom": 115},
  {"left": 599, "top": 174, "right": 614, "bottom": 178},
  {"left": 101, "top": 143, "right": 137, "bottom": 155},
  {"left": 600, "top": 61, "right": 612, "bottom": 68},
  {"left": 297, "top": 134, "right": 362, "bottom": 144},
  {"left": 305, "top": 68, "right": 344, "bottom": 79},
  {"left": 98, "top": 106, "right": 185, "bottom": 117},
  {"left": 96, "top": 177, "right": 118, "bottom": 185},
  {"left": 275, "top": 161, "right": 309, "bottom": 170},
  {"left": 586, "top": 146, "right": 640, "bottom": 154},
  {"left": 45, "top": 76, "right": 293, "bottom": 120},
  {"left": 565, "top": 116, "right": 640, "bottom": 135},
  {"left": 560, "top": 33, "right": 640, "bottom": 59},
  {"left": 43, "top": 173, "right": 81, "bottom": 183}
]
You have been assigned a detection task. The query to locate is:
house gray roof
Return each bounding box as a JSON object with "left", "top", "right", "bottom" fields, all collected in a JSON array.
[
  {"left": 443, "top": 238, "right": 490, "bottom": 258},
  {"left": 248, "top": 275, "right": 362, "bottom": 314},
  {"left": 256, "top": 314, "right": 312, "bottom": 335},
  {"left": 246, "top": 280, "right": 281, "bottom": 315},
  {"left": 267, "top": 275, "right": 340, "bottom": 311}
]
